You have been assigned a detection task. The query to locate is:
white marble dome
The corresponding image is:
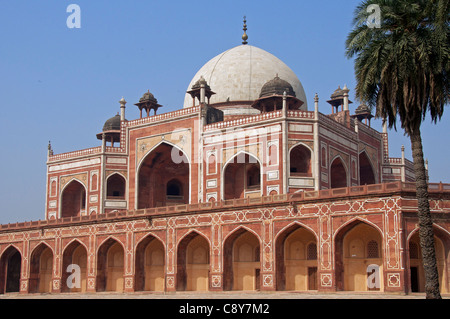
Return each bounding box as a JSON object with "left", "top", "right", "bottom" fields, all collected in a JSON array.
[{"left": 183, "top": 45, "right": 307, "bottom": 110}]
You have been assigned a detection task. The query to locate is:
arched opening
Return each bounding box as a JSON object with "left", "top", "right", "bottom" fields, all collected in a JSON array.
[
  {"left": 106, "top": 174, "right": 126, "bottom": 199},
  {"left": 290, "top": 145, "right": 312, "bottom": 177},
  {"left": 335, "top": 221, "right": 383, "bottom": 292},
  {"left": 29, "top": 244, "right": 53, "bottom": 293},
  {"left": 223, "top": 229, "right": 260, "bottom": 291},
  {"left": 275, "top": 225, "right": 317, "bottom": 291},
  {"left": 138, "top": 143, "right": 189, "bottom": 208},
  {"left": 135, "top": 235, "right": 165, "bottom": 292},
  {"left": 177, "top": 232, "right": 210, "bottom": 291},
  {"left": 167, "top": 179, "right": 182, "bottom": 196},
  {"left": 224, "top": 153, "right": 261, "bottom": 200},
  {"left": 0, "top": 246, "right": 21, "bottom": 294},
  {"left": 61, "top": 241, "right": 87, "bottom": 293},
  {"left": 97, "top": 239, "right": 124, "bottom": 292},
  {"left": 61, "top": 180, "right": 86, "bottom": 218},
  {"left": 359, "top": 152, "right": 376, "bottom": 185},
  {"left": 408, "top": 229, "right": 449, "bottom": 294},
  {"left": 330, "top": 157, "right": 348, "bottom": 189}
]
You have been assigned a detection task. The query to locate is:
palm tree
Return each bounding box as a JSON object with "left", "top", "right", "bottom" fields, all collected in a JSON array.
[{"left": 346, "top": 0, "right": 449, "bottom": 299}]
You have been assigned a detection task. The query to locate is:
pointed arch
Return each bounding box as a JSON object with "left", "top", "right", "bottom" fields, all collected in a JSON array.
[
  {"left": 359, "top": 151, "right": 376, "bottom": 185},
  {"left": 96, "top": 237, "right": 125, "bottom": 292},
  {"left": 29, "top": 242, "right": 53, "bottom": 293},
  {"left": 407, "top": 225, "right": 449, "bottom": 294},
  {"left": 0, "top": 245, "right": 22, "bottom": 294},
  {"left": 274, "top": 222, "right": 318, "bottom": 291},
  {"left": 334, "top": 219, "right": 384, "bottom": 292},
  {"left": 222, "top": 151, "right": 262, "bottom": 200},
  {"left": 330, "top": 156, "right": 348, "bottom": 189},
  {"left": 61, "top": 239, "right": 88, "bottom": 293},
  {"left": 137, "top": 142, "right": 190, "bottom": 209},
  {"left": 135, "top": 234, "right": 165, "bottom": 292},
  {"left": 289, "top": 143, "right": 313, "bottom": 177},
  {"left": 60, "top": 179, "right": 87, "bottom": 218},
  {"left": 106, "top": 173, "right": 126, "bottom": 199},
  {"left": 223, "top": 226, "right": 262, "bottom": 291},
  {"left": 176, "top": 231, "right": 210, "bottom": 291}
]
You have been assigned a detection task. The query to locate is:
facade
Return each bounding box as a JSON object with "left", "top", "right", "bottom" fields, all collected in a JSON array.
[{"left": 0, "top": 32, "right": 449, "bottom": 296}]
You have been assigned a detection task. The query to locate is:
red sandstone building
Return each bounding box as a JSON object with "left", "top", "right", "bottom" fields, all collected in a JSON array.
[{"left": 0, "top": 32, "right": 449, "bottom": 296}]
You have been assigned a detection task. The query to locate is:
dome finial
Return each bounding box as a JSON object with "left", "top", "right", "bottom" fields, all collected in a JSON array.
[{"left": 242, "top": 16, "right": 248, "bottom": 45}]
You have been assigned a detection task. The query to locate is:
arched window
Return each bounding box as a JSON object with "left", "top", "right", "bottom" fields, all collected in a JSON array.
[
  {"left": 359, "top": 152, "right": 376, "bottom": 185},
  {"left": 246, "top": 165, "right": 260, "bottom": 188},
  {"left": 61, "top": 180, "right": 86, "bottom": 218},
  {"left": 107, "top": 174, "right": 126, "bottom": 199},
  {"left": 224, "top": 153, "right": 261, "bottom": 200},
  {"left": 330, "top": 157, "right": 347, "bottom": 189},
  {"left": 290, "top": 145, "right": 312, "bottom": 176},
  {"left": 167, "top": 179, "right": 182, "bottom": 197}
]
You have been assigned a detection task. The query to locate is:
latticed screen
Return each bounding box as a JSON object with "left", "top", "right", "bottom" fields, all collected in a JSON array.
[
  {"left": 307, "top": 243, "right": 317, "bottom": 260},
  {"left": 367, "top": 240, "right": 379, "bottom": 258},
  {"left": 409, "top": 242, "right": 419, "bottom": 259}
]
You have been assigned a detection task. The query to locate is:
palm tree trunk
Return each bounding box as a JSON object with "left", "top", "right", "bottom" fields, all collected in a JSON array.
[{"left": 409, "top": 128, "right": 441, "bottom": 299}]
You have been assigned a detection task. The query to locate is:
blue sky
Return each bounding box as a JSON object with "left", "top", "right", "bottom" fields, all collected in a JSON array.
[{"left": 0, "top": 0, "right": 448, "bottom": 224}]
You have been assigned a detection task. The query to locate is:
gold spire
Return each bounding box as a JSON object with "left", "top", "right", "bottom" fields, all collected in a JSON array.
[{"left": 242, "top": 16, "right": 248, "bottom": 45}]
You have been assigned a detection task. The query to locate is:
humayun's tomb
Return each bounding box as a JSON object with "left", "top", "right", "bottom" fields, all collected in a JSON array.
[{"left": 0, "top": 21, "right": 448, "bottom": 296}]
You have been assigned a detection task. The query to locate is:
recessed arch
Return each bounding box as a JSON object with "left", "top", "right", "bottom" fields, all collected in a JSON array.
[
  {"left": 106, "top": 173, "right": 126, "bottom": 199},
  {"left": 289, "top": 143, "right": 313, "bottom": 177},
  {"left": 359, "top": 151, "right": 376, "bottom": 185},
  {"left": 334, "top": 219, "right": 384, "bottom": 292},
  {"left": 60, "top": 179, "right": 87, "bottom": 218},
  {"left": 275, "top": 223, "right": 318, "bottom": 291},
  {"left": 407, "top": 225, "right": 449, "bottom": 294},
  {"left": 0, "top": 246, "right": 22, "bottom": 294},
  {"left": 61, "top": 239, "right": 88, "bottom": 293},
  {"left": 96, "top": 237, "right": 125, "bottom": 292},
  {"left": 222, "top": 151, "right": 262, "bottom": 200},
  {"left": 135, "top": 234, "right": 165, "bottom": 292},
  {"left": 176, "top": 231, "right": 210, "bottom": 291},
  {"left": 330, "top": 156, "right": 348, "bottom": 189},
  {"left": 29, "top": 243, "right": 53, "bottom": 293},
  {"left": 137, "top": 142, "right": 190, "bottom": 209},
  {"left": 223, "top": 226, "right": 261, "bottom": 291}
]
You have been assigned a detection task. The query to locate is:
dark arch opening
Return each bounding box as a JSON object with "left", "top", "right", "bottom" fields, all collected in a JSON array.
[
  {"left": 359, "top": 152, "right": 376, "bottom": 185},
  {"left": 107, "top": 174, "right": 126, "bottom": 199},
  {"left": 0, "top": 246, "right": 21, "bottom": 294},
  {"left": 330, "top": 158, "right": 347, "bottom": 189},
  {"left": 61, "top": 180, "right": 86, "bottom": 218},
  {"left": 138, "top": 143, "right": 189, "bottom": 208},
  {"left": 224, "top": 153, "right": 261, "bottom": 200},
  {"left": 290, "top": 145, "right": 312, "bottom": 176}
]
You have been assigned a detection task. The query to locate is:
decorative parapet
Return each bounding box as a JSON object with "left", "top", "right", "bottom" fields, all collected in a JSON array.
[
  {"left": 126, "top": 106, "right": 200, "bottom": 127},
  {"left": 204, "top": 110, "right": 315, "bottom": 132},
  {"left": 48, "top": 146, "right": 102, "bottom": 162},
  {"left": 1, "top": 182, "right": 448, "bottom": 231}
]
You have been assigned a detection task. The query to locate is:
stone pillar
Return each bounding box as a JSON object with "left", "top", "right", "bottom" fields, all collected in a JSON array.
[
  {"left": 343, "top": 84, "right": 350, "bottom": 111},
  {"left": 314, "top": 93, "right": 320, "bottom": 191},
  {"left": 119, "top": 97, "right": 127, "bottom": 121},
  {"left": 401, "top": 145, "right": 406, "bottom": 182}
]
